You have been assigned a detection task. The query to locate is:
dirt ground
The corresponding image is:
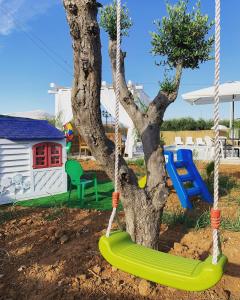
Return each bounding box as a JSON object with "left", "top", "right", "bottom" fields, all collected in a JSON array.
[{"left": 0, "top": 162, "right": 240, "bottom": 300}]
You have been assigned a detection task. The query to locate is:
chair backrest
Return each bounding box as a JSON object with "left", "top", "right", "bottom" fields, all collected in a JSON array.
[
  {"left": 196, "top": 137, "right": 205, "bottom": 145},
  {"left": 175, "top": 136, "right": 183, "bottom": 145},
  {"left": 204, "top": 136, "right": 213, "bottom": 147},
  {"left": 65, "top": 159, "right": 84, "bottom": 183},
  {"left": 186, "top": 137, "right": 194, "bottom": 145}
]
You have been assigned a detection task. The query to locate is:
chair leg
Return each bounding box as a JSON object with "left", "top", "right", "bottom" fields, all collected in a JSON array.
[
  {"left": 94, "top": 178, "right": 98, "bottom": 202},
  {"left": 77, "top": 185, "right": 82, "bottom": 201},
  {"left": 81, "top": 184, "right": 85, "bottom": 200},
  {"left": 68, "top": 183, "right": 72, "bottom": 201}
]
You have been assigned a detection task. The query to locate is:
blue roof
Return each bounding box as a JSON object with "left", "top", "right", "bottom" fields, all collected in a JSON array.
[{"left": 0, "top": 115, "right": 65, "bottom": 141}]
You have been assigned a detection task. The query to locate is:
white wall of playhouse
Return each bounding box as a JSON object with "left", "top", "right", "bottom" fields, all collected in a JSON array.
[{"left": 0, "top": 138, "right": 67, "bottom": 205}]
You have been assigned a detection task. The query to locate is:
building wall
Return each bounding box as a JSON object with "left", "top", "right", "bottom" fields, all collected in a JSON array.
[{"left": 0, "top": 139, "right": 67, "bottom": 205}]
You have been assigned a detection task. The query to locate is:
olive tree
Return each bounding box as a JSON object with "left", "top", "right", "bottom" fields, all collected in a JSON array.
[{"left": 63, "top": 0, "right": 214, "bottom": 249}]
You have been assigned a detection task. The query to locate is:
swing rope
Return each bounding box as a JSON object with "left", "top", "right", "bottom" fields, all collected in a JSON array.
[
  {"left": 211, "top": 0, "right": 221, "bottom": 265},
  {"left": 106, "top": 0, "right": 121, "bottom": 238},
  {"left": 106, "top": 0, "right": 222, "bottom": 267}
]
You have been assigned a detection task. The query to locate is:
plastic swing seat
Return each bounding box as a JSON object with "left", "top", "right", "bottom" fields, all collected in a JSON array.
[{"left": 99, "top": 231, "right": 227, "bottom": 291}]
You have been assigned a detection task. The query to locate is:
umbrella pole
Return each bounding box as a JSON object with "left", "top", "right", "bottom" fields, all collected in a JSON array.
[{"left": 232, "top": 96, "right": 235, "bottom": 140}]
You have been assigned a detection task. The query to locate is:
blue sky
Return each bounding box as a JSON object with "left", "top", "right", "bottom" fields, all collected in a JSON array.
[{"left": 0, "top": 0, "right": 239, "bottom": 121}]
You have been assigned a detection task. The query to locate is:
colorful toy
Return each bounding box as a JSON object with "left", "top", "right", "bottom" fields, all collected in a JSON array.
[
  {"left": 138, "top": 149, "right": 213, "bottom": 209},
  {"left": 64, "top": 122, "right": 74, "bottom": 154}
]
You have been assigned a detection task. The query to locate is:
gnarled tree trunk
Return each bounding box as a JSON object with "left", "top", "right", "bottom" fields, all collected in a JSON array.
[{"left": 63, "top": 0, "right": 182, "bottom": 249}]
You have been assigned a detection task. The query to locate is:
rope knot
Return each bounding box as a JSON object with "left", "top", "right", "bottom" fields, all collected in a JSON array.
[
  {"left": 112, "top": 192, "right": 120, "bottom": 208},
  {"left": 211, "top": 208, "right": 221, "bottom": 229}
]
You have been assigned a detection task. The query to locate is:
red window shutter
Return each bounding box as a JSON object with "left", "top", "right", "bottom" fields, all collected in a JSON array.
[
  {"left": 48, "top": 143, "right": 62, "bottom": 167},
  {"left": 33, "top": 143, "right": 48, "bottom": 169}
]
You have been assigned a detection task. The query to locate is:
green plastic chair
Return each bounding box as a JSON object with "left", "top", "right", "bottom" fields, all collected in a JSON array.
[{"left": 65, "top": 159, "right": 98, "bottom": 205}]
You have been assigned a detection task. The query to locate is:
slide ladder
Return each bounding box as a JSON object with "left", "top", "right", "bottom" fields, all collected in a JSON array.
[{"left": 165, "top": 149, "right": 213, "bottom": 209}]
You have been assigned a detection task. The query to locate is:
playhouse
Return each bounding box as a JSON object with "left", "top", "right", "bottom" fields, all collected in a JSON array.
[{"left": 0, "top": 115, "right": 67, "bottom": 205}]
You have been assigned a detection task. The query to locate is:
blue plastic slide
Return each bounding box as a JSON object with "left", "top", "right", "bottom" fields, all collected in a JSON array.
[{"left": 165, "top": 149, "right": 213, "bottom": 209}]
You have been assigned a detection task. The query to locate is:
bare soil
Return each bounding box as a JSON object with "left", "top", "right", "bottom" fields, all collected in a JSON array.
[{"left": 0, "top": 162, "right": 239, "bottom": 300}]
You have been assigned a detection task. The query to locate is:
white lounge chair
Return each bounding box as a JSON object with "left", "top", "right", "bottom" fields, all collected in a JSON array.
[
  {"left": 175, "top": 136, "right": 184, "bottom": 145},
  {"left": 204, "top": 136, "right": 213, "bottom": 147},
  {"left": 185, "top": 137, "right": 194, "bottom": 146},
  {"left": 196, "top": 138, "right": 206, "bottom": 146},
  {"left": 204, "top": 136, "right": 214, "bottom": 160}
]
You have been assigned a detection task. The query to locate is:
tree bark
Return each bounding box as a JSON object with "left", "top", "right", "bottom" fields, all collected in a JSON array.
[{"left": 63, "top": 0, "right": 180, "bottom": 249}]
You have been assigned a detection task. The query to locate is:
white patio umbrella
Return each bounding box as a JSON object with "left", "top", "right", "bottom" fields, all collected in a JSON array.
[
  {"left": 182, "top": 81, "right": 240, "bottom": 138},
  {"left": 211, "top": 124, "right": 228, "bottom": 131}
]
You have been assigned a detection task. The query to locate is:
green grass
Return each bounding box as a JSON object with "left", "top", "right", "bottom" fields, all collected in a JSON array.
[
  {"left": 43, "top": 208, "right": 65, "bottom": 221},
  {"left": 0, "top": 208, "right": 18, "bottom": 225},
  {"left": 127, "top": 158, "right": 145, "bottom": 168},
  {"left": 202, "top": 161, "right": 239, "bottom": 197},
  {"left": 162, "top": 210, "right": 240, "bottom": 232},
  {"left": 162, "top": 211, "right": 196, "bottom": 228},
  {"left": 221, "top": 215, "right": 240, "bottom": 232},
  {"left": 17, "top": 180, "right": 116, "bottom": 211}
]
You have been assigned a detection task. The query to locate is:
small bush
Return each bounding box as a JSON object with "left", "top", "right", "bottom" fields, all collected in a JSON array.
[
  {"left": 195, "top": 211, "right": 211, "bottom": 230},
  {"left": 162, "top": 210, "right": 240, "bottom": 232},
  {"left": 203, "top": 161, "right": 238, "bottom": 196}
]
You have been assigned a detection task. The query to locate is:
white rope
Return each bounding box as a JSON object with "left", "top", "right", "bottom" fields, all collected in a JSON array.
[
  {"left": 106, "top": 0, "right": 121, "bottom": 238},
  {"left": 212, "top": 0, "right": 221, "bottom": 265}
]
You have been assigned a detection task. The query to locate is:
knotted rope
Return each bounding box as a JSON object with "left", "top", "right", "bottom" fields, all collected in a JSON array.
[
  {"left": 212, "top": 0, "right": 221, "bottom": 265},
  {"left": 106, "top": 0, "right": 121, "bottom": 238}
]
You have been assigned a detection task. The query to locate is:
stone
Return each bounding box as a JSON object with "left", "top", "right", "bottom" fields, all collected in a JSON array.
[
  {"left": 17, "top": 265, "right": 26, "bottom": 272},
  {"left": 78, "top": 274, "right": 87, "bottom": 281},
  {"left": 138, "top": 279, "right": 152, "bottom": 297},
  {"left": 96, "top": 277, "right": 102, "bottom": 286},
  {"left": 111, "top": 266, "right": 118, "bottom": 272},
  {"left": 60, "top": 234, "right": 69, "bottom": 244},
  {"left": 54, "top": 229, "right": 63, "bottom": 239},
  {"left": 58, "top": 280, "right": 64, "bottom": 287},
  {"left": 173, "top": 242, "right": 183, "bottom": 253}
]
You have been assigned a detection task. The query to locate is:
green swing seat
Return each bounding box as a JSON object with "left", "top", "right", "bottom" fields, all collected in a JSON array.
[{"left": 99, "top": 231, "right": 227, "bottom": 291}]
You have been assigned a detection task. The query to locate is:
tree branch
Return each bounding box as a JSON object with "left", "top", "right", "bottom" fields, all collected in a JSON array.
[
  {"left": 108, "top": 40, "right": 146, "bottom": 132},
  {"left": 168, "top": 63, "right": 183, "bottom": 103},
  {"left": 146, "top": 63, "right": 183, "bottom": 122},
  {"left": 63, "top": 0, "right": 148, "bottom": 217}
]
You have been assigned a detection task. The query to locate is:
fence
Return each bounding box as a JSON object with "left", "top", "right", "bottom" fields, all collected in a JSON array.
[{"left": 161, "top": 130, "right": 219, "bottom": 146}]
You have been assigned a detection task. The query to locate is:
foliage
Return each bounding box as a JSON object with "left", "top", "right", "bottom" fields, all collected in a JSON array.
[
  {"left": 162, "top": 211, "right": 196, "bottom": 228},
  {"left": 151, "top": 0, "right": 214, "bottom": 69},
  {"left": 203, "top": 161, "right": 238, "bottom": 196},
  {"left": 163, "top": 209, "right": 240, "bottom": 232},
  {"left": 161, "top": 117, "right": 213, "bottom": 131},
  {"left": 44, "top": 208, "right": 65, "bottom": 221},
  {"left": 0, "top": 207, "right": 18, "bottom": 225},
  {"left": 195, "top": 210, "right": 210, "bottom": 229},
  {"left": 45, "top": 112, "right": 63, "bottom": 129},
  {"left": 221, "top": 214, "right": 240, "bottom": 232},
  {"left": 160, "top": 118, "right": 239, "bottom": 131},
  {"left": 100, "top": 0, "right": 133, "bottom": 40},
  {"left": 127, "top": 158, "right": 145, "bottom": 168},
  {"left": 160, "top": 74, "right": 177, "bottom": 94},
  {"left": 160, "top": 133, "right": 165, "bottom": 146}
]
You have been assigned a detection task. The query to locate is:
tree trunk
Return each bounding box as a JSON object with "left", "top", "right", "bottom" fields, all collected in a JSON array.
[{"left": 63, "top": 0, "right": 169, "bottom": 249}]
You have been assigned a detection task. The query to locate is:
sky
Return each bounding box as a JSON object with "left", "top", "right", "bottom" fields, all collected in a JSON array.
[{"left": 0, "top": 0, "right": 239, "bottom": 121}]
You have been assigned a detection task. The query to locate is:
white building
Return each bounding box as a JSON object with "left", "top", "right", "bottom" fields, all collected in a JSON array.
[
  {"left": 0, "top": 115, "right": 67, "bottom": 204},
  {"left": 48, "top": 81, "right": 151, "bottom": 158}
]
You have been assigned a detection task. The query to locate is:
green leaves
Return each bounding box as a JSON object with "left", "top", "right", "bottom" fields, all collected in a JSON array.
[
  {"left": 100, "top": 0, "right": 132, "bottom": 41},
  {"left": 151, "top": 0, "right": 214, "bottom": 69}
]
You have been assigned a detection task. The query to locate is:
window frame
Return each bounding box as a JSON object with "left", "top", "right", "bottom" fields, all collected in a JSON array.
[
  {"left": 48, "top": 142, "right": 63, "bottom": 167},
  {"left": 32, "top": 142, "right": 62, "bottom": 169}
]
